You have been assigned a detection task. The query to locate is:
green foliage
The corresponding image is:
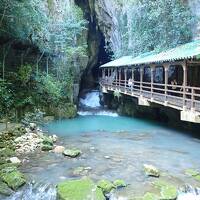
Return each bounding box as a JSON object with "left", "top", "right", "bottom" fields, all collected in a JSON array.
[
  {"left": 18, "top": 65, "right": 32, "bottom": 85},
  {"left": 114, "top": 0, "right": 196, "bottom": 57},
  {"left": 36, "top": 74, "right": 62, "bottom": 106},
  {"left": 0, "top": 80, "right": 14, "bottom": 119}
]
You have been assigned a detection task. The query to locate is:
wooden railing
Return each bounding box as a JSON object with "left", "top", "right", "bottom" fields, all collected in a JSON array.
[{"left": 100, "top": 79, "right": 200, "bottom": 112}]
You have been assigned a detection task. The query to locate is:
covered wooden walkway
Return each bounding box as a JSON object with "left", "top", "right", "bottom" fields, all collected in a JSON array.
[{"left": 100, "top": 40, "right": 200, "bottom": 123}]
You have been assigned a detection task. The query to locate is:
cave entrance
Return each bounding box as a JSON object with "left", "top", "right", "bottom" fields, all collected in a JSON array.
[
  {"left": 80, "top": 31, "right": 113, "bottom": 91},
  {"left": 91, "top": 32, "right": 112, "bottom": 87}
]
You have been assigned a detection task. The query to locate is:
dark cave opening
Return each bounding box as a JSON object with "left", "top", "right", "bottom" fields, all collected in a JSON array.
[
  {"left": 75, "top": 0, "right": 113, "bottom": 92},
  {"left": 91, "top": 32, "right": 113, "bottom": 87}
]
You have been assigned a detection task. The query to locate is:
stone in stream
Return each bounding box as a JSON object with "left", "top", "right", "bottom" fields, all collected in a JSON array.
[
  {"left": 72, "top": 166, "right": 92, "bottom": 176},
  {"left": 185, "top": 169, "right": 200, "bottom": 181},
  {"left": 9, "top": 157, "right": 21, "bottom": 164},
  {"left": 143, "top": 164, "right": 160, "bottom": 177},
  {"left": 153, "top": 180, "right": 178, "bottom": 200},
  {"left": 63, "top": 148, "right": 81, "bottom": 158},
  {"left": 97, "top": 179, "right": 115, "bottom": 194},
  {"left": 53, "top": 146, "right": 65, "bottom": 153},
  {"left": 143, "top": 192, "right": 159, "bottom": 200},
  {"left": 57, "top": 178, "right": 105, "bottom": 200},
  {"left": 113, "top": 179, "right": 127, "bottom": 188},
  {"left": 0, "top": 164, "right": 26, "bottom": 190}
]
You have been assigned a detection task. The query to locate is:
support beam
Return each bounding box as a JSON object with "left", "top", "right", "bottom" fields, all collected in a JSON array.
[
  {"left": 119, "top": 68, "right": 121, "bottom": 87},
  {"left": 150, "top": 65, "right": 155, "bottom": 100},
  {"left": 131, "top": 67, "right": 134, "bottom": 94},
  {"left": 182, "top": 61, "right": 188, "bottom": 109},
  {"left": 140, "top": 66, "right": 144, "bottom": 95},
  {"left": 163, "top": 64, "right": 169, "bottom": 104},
  {"left": 124, "top": 68, "right": 127, "bottom": 90}
]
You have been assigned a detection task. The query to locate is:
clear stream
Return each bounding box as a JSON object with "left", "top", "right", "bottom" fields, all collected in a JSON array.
[{"left": 5, "top": 91, "right": 200, "bottom": 200}]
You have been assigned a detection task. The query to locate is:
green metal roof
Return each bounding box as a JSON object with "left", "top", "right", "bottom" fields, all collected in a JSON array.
[{"left": 101, "top": 40, "right": 200, "bottom": 68}]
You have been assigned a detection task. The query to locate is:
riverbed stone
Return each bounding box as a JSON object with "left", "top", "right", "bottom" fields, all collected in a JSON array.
[
  {"left": 63, "top": 148, "right": 81, "bottom": 158},
  {"left": 97, "top": 179, "right": 115, "bottom": 194},
  {"left": 0, "top": 181, "right": 13, "bottom": 196},
  {"left": 53, "top": 146, "right": 65, "bottom": 153},
  {"left": 144, "top": 164, "right": 160, "bottom": 177},
  {"left": 185, "top": 169, "right": 200, "bottom": 181},
  {"left": 0, "top": 165, "right": 26, "bottom": 190},
  {"left": 143, "top": 192, "right": 159, "bottom": 200},
  {"left": 9, "top": 157, "right": 21, "bottom": 164},
  {"left": 113, "top": 179, "right": 127, "bottom": 188},
  {"left": 57, "top": 178, "right": 105, "bottom": 200},
  {"left": 153, "top": 180, "right": 177, "bottom": 200}
]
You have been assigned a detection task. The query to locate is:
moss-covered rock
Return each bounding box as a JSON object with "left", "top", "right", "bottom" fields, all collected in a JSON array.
[
  {"left": 41, "top": 135, "right": 54, "bottom": 151},
  {"left": 63, "top": 148, "right": 81, "bottom": 158},
  {"left": 41, "top": 144, "right": 53, "bottom": 151},
  {"left": 42, "top": 135, "right": 54, "bottom": 146},
  {"left": 143, "top": 192, "right": 159, "bottom": 200},
  {"left": 97, "top": 179, "right": 115, "bottom": 194},
  {"left": 113, "top": 179, "right": 127, "bottom": 188},
  {"left": 153, "top": 180, "right": 177, "bottom": 200},
  {"left": 185, "top": 169, "right": 200, "bottom": 181},
  {"left": 0, "top": 181, "right": 13, "bottom": 196},
  {"left": 0, "top": 165, "right": 26, "bottom": 190},
  {"left": 57, "top": 178, "right": 105, "bottom": 200}
]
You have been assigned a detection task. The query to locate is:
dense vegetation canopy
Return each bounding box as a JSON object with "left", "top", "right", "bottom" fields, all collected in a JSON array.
[{"left": 115, "top": 0, "right": 196, "bottom": 57}]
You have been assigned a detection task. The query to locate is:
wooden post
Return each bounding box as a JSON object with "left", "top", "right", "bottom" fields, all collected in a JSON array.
[
  {"left": 140, "top": 66, "right": 144, "bottom": 95},
  {"left": 132, "top": 67, "right": 134, "bottom": 93},
  {"left": 124, "top": 68, "right": 127, "bottom": 90},
  {"left": 119, "top": 68, "right": 121, "bottom": 87},
  {"left": 150, "top": 65, "right": 155, "bottom": 100},
  {"left": 164, "top": 64, "right": 169, "bottom": 103},
  {"left": 182, "top": 61, "right": 187, "bottom": 109}
]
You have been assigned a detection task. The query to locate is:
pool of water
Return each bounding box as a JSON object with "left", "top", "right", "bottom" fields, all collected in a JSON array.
[
  {"left": 4, "top": 91, "right": 200, "bottom": 199},
  {"left": 5, "top": 114, "right": 199, "bottom": 200}
]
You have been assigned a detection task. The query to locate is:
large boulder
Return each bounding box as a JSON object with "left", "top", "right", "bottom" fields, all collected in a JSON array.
[
  {"left": 57, "top": 178, "right": 105, "bottom": 200},
  {"left": 63, "top": 148, "right": 81, "bottom": 158}
]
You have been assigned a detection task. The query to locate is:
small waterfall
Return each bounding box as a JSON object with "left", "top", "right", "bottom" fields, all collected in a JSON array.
[
  {"left": 79, "top": 90, "right": 118, "bottom": 117},
  {"left": 5, "top": 182, "right": 56, "bottom": 200},
  {"left": 79, "top": 90, "right": 101, "bottom": 108}
]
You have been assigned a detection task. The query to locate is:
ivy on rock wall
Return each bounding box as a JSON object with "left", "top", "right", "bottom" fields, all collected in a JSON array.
[
  {"left": 0, "top": 0, "right": 88, "bottom": 121},
  {"left": 114, "top": 0, "right": 196, "bottom": 57}
]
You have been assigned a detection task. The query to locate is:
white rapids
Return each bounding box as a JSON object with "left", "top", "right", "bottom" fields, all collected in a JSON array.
[
  {"left": 79, "top": 90, "right": 101, "bottom": 108},
  {"left": 79, "top": 90, "right": 118, "bottom": 117}
]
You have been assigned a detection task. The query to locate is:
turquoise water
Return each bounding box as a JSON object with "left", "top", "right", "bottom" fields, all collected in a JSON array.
[
  {"left": 6, "top": 114, "right": 200, "bottom": 200},
  {"left": 45, "top": 115, "right": 165, "bottom": 135}
]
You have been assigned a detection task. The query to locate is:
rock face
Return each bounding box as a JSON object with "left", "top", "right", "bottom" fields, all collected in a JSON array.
[{"left": 57, "top": 178, "right": 105, "bottom": 200}]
